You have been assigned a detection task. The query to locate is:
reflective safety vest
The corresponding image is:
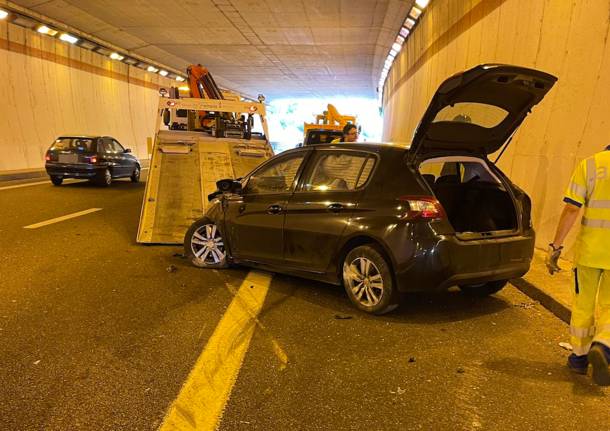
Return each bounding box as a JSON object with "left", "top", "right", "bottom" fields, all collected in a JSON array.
[{"left": 564, "top": 147, "right": 610, "bottom": 269}]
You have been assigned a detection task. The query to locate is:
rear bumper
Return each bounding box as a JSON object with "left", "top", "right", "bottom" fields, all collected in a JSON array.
[
  {"left": 45, "top": 163, "right": 103, "bottom": 179},
  {"left": 394, "top": 230, "right": 535, "bottom": 292}
]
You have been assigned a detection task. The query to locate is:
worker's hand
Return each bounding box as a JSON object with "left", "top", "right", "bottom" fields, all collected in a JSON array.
[{"left": 545, "top": 243, "right": 563, "bottom": 275}]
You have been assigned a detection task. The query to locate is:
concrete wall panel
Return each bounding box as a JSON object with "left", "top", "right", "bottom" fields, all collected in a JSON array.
[
  {"left": 382, "top": 0, "right": 610, "bottom": 257},
  {"left": 0, "top": 22, "right": 173, "bottom": 173}
]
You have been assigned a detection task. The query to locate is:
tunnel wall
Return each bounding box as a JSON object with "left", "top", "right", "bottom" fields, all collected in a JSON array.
[
  {"left": 0, "top": 19, "right": 173, "bottom": 173},
  {"left": 382, "top": 0, "right": 610, "bottom": 257}
]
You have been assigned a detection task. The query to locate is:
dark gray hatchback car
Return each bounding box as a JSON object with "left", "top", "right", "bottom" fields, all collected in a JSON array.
[
  {"left": 45, "top": 135, "right": 140, "bottom": 186},
  {"left": 184, "top": 64, "right": 557, "bottom": 314}
]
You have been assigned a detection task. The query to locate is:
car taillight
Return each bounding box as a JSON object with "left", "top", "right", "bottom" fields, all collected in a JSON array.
[
  {"left": 45, "top": 154, "right": 51, "bottom": 161},
  {"left": 89, "top": 156, "right": 97, "bottom": 164},
  {"left": 398, "top": 196, "right": 446, "bottom": 220}
]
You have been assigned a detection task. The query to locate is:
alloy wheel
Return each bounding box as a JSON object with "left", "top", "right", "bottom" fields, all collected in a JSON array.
[
  {"left": 104, "top": 169, "right": 111, "bottom": 185},
  {"left": 343, "top": 257, "right": 384, "bottom": 307},
  {"left": 190, "top": 223, "right": 226, "bottom": 265}
]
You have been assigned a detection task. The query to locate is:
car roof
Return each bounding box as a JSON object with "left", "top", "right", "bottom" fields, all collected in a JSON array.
[
  {"left": 298, "top": 141, "right": 411, "bottom": 152},
  {"left": 56, "top": 135, "right": 113, "bottom": 139}
]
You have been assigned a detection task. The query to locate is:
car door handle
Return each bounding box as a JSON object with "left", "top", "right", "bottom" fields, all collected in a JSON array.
[
  {"left": 267, "top": 204, "right": 283, "bottom": 214},
  {"left": 327, "top": 203, "right": 344, "bottom": 212}
]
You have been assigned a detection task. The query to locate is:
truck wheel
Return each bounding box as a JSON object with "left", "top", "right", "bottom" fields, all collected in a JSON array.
[
  {"left": 459, "top": 280, "right": 507, "bottom": 297},
  {"left": 342, "top": 245, "right": 398, "bottom": 315}
]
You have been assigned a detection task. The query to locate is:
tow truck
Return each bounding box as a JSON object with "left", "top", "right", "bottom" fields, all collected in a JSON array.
[
  {"left": 137, "top": 65, "right": 273, "bottom": 244},
  {"left": 301, "top": 104, "right": 357, "bottom": 146}
]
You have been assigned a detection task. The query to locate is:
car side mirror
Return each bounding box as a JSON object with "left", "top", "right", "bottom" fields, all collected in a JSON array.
[
  {"left": 216, "top": 178, "right": 242, "bottom": 194},
  {"left": 124, "top": 148, "right": 132, "bottom": 153}
]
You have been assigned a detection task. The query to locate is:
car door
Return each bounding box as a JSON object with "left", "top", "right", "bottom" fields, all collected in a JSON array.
[
  {"left": 111, "top": 139, "right": 133, "bottom": 176},
  {"left": 101, "top": 137, "right": 121, "bottom": 175},
  {"left": 283, "top": 149, "right": 377, "bottom": 272},
  {"left": 223, "top": 150, "right": 309, "bottom": 265}
]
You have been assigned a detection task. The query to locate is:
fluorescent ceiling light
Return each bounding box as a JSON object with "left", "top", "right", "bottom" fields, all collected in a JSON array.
[
  {"left": 123, "top": 57, "right": 138, "bottom": 65},
  {"left": 0, "top": 9, "right": 8, "bottom": 20},
  {"left": 396, "top": 35, "right": 405, "bottom": 44},
  {"left": 110, "top": 52, "right": 124, "bottom": 60},
  {"left": 415, "top": 0, "right": 430, "bottom": 8},
  {"left": 392, "top": 42, "right": 402, "bottom": 53},
  {"left": 147, "top": 65, "right": 159, "bottom": 73},
  {"left": 175, "top": 76, "right": 186, "bottom": 82},
  {"left": 389, "top": 49, "right": 397, "bottom": 58},
  {"left": 159, "top": 70, "right": 169, "bottom": 77},
  {"left": 400, "top": 27, "right": 410, "bottom": 38},
  {"left": 404, "top": 18, "right": 416, "bottom": 29},
  {"left": 409, "top": 6, "right": 422, "bottom": 19},
  {"left": 37, "top": 25, "right": 58, "bottom": 36},
  {"left": 59, "top": 33, "right": 78, "bottom": 44}
]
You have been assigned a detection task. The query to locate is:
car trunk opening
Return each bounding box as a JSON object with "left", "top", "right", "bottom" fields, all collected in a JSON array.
[
  {"left": 418, "top": 156, "right": 518, "bottom": 238},
  {"left": 48, "top": 137, "right": 97, "bottom": 163}
]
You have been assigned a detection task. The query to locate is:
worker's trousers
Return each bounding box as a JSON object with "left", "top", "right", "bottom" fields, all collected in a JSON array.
[{"left": 571, "top": 265, "right": 610, "bottom": 356}]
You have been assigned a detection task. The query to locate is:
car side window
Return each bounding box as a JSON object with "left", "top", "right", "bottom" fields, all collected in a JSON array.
[
  {"left": 112, "top": 140, "right": 125, "bottom": 153},
  {"left": 302, "top": 152, "right": 375, "bottom": 192},
  {"left": 102, "top": 138, "right": 114, "bottom": 153},
  {"left": 245, "top": 153, "right": 305, "bottom": 194}
]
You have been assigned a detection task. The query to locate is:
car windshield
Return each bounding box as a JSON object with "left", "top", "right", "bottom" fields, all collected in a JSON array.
[
  {"left": 50, "top": 138, "right": 96, "bottom": 152},
  {"left": 432, "top": 102, "right": 509, "bottom": 128}
]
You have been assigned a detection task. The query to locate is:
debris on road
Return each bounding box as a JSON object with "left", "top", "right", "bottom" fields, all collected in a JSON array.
[
  {"left": 166, "top": 265, "right": 177, "bottom": 273},
  {"left": 33, "top": 360, "right": 40, "bottom": 365},
  {"left": 334, "top": 314, "right": 353, "bottom": 320},
  {"left": 457, "top": 367, "right": 465, "bottom": 374},
  {"left": 514, "top": 302, "right": 536, "bottom": 309},
  {"left": 559, "top": 342, "right": 573, "bottom": 351},
  {"left": 172, "top": 253, "right": 185, "bottom": 259},
  {"left": 408, "top": 357, "right": 416, "bottom": 363},
  {"left": 390, "top": 387, "right": 406, "bottom": 394}
]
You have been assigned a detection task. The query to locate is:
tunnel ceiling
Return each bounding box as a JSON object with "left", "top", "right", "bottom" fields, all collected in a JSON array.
[{"left": 11, "top": 0, "right": 413, "bottom": 99}]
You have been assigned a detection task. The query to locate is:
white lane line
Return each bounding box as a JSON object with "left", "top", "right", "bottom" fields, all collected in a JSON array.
[
  {"left": 0, "top": 178, "right": 82, "bottom": 191},
  {"left": 23, "top": 208, "right": 102, "bottom": 229},
  {"left": 159, "top": 270, "right": 273, "bottom": 431}
]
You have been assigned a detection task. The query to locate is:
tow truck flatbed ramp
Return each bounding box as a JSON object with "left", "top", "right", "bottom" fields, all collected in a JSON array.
[{"left": 137, "top": 131, "right": 271, "bottom": 244}]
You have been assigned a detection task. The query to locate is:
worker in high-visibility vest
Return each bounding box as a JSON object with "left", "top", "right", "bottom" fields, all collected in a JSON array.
[
  {"left": 547, "top": 144, "right": 610, "bottom": 386},
  {"left": 331, "top": 123, "right": 359, "bottom": 143}
]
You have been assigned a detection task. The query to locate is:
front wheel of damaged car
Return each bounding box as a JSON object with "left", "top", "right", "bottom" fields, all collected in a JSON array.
[
  {"left": 184, "top": 218, "right": 228, "bottom": 268},
  {"left": 342, "top": 245, "right": 398, "bottom": 315}
]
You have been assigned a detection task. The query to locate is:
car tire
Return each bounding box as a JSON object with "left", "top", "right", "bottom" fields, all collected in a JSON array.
[
  {"left": 96, "top": 168, "right": 112, "bottom": 187},
  {"left": 50, "top": 176, "right": 63, "bottom": 186},
  {"left": 130, "top": 165, "right": 140, "bottom": 183},
  {"left": 184, "top": 218, "right": 228, "bottom": 269},
  {"left": 342, "top": 245, "right": 398, "bottom": 315},
  {"left": 459, "top": 280, "right": 507, "bottom": 297}
]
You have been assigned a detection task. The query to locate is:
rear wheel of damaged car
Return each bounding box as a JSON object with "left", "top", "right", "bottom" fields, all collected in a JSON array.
[
  {"left": 50, "top": 176, "right": 63, "bottom": 186},
  {"left": 130, "top": 165, "right": 140, "bottom": 183},
  {"left": 184, "top": 218, "right": 228, "bottom": 268},
  {"left": 459, "top": 279, "right": 507, "bottom": 297},
  {"left": 342, "top": 245, "right": 398, "bottom": 315}
]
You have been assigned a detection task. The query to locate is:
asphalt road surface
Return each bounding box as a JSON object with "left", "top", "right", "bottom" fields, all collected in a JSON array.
[{"left": 0, "top": 175, "right": 607, "bottom": 431}]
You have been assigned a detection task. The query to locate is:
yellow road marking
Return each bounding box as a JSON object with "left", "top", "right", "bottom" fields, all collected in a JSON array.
[
  {"left": 160, "top": 270, "right": 273, "bottom": 431},
  {"left": 23, "top": 208, "right": 102, "bottom": 229}
]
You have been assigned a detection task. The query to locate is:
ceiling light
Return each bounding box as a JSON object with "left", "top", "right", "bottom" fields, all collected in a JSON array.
[
  {"left": 400, "top": 27, "right": 410, "bottom": 38},
  {"left": 392, "top": 42, "right": 402, "bottom": 53},
  {"left": 396, "top": 35, "right": 405, "bottom": 44},
  {"left": 0, "top": 9, "right": 8, "bottom": 20},
  {"left": 78, "top": 40, "right": 97, "bottom": 50},
  {"left": 175, "top": 76, "right": 186, "bottom": 82},
  {"left": 110, "top": 52, "right": 124, "bottom": 61},
  {"left": 415, "top": 0, "right": 430, "bottom": 8},
  {"left": 404, "top": 18, "right": 416, "bottom": 29},
  {"left": 409, "top": 6, "right": 422, "bottom": 19},
  {"left": 37, "top": 25, "right": 58, "bottom": 36},
  {"left": 389, "top": 49, "right": 397, "bottom": 58},
  {"left": 159, "top": 70, "right": 169, "bottom": 77},
  {"left": 178, "top": 85, "right": 190, "bottom": 92},
  {"left": 59, "top": 33, "right": 78, "bottom": 44},
  {"left": 147, "top": 66, "right": 159, "bottom": 73},
  {"left": 123, "top": 57, "right": 138, "bottom": 65}
]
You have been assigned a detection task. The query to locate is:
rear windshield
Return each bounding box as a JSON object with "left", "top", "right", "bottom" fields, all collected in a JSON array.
[
  {"left": 50, "top": 138, "right": 97, "bottom": 152},
  {"left": 432, "top": 102, "right": 508, "bottom": 129}
]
